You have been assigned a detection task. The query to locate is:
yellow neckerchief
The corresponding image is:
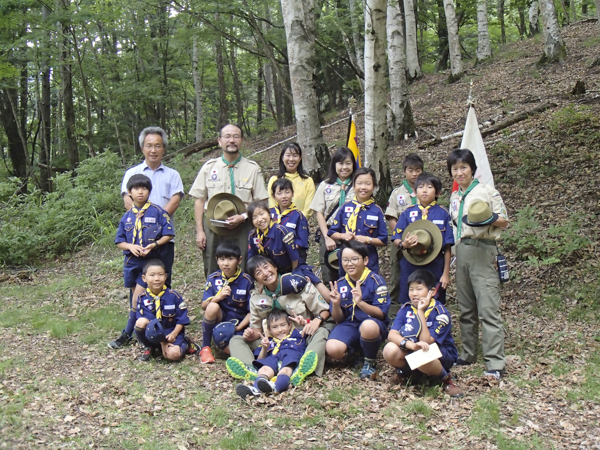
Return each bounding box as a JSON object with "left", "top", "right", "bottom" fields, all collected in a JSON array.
[
  {"left": 215, "top": 267, "right": 242, "bottom": 298},
  {"left": 273, "top": 203, "right": 298, "bottom": 224},
  {"left": 147, "top": 285, "right": 167, "bottom": 319},
  {"left": 417, "top": 200, "right": 437, "bottom": 221},
  {"left": 255, "top": 221, "right": 273, "bottom": 254},
  {"left": 407, "top": 297, "right": 436, "bottom": 339},
  {"left": 271, "top": 330, "right": 294, "bottom": 355},
  {"left": 131, "top": 202, "right": 151, "bottom": 245},
  {"left": 344, "top": 267, "right": 372, "bottom": 320},
  {"left": 345, "top": 198, "right": 375, "bottom": 233}
]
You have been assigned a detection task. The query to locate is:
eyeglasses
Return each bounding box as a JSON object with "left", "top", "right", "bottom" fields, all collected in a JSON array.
[
  {"left": 341, "top": 257, "right": 363, "bottom": 265},
  {"left": 221, "top": 134, "right": 242, "bottom": 140},
  {"left": 144, "top": 144, "right": 164, "bottom": 150}
]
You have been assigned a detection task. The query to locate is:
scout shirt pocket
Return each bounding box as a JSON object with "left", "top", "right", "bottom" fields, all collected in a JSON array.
[
  {"left": 161, "top": 303, "right": 177, "bottom": 326},
  {"left": 363, "top": 215, "right": 380, "bottom": 236},
  {"left": 432, "top": 219, "right": 446, "bottom": 232},
  {"left": 206, "top": 167, "right": 225, "bottom": 195},
  {"left": 231, "top": 288, "right": 249, "bottom": 308},
  {"left": 235, "top": 179, "right": 254, "bottom": 204}
]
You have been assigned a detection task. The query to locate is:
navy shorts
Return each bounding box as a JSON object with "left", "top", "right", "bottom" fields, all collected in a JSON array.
[
  {"left": 328, "top": 319, "right": 388, "bottom": 352},
  {"left": 123, "top": 248, "right": 174, "bottom": 289},
  {"left": 253, "top": 349, "right": 304, "bottom": 373}
]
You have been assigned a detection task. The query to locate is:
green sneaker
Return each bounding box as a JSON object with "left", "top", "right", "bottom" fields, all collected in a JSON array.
[
  {"left": 226, "top": 357, "right": 258, "bottom": 381},
  {"left": 290, "top": 351, "right": 318, "bottom": 386}
]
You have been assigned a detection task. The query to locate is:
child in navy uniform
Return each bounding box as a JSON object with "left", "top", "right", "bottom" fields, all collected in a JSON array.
[
  {"left": 270, "top": 178, "right": 310, "bottom": 261},
  {"left": 236, "top": 309, "right": 318, "bottom": 398},
  {"left": 200, "top": 241, "right": 254, "bottom": 364},
  {"left": 383, "top": 269, "right": 463, "bottom": 397},
  {"left": 392, "top": 173, "right": 454, "bottom": 304},
  {"left": 325, "top": 240, "right": 390, "bottom": 380},
  {"left": 328, "top": 167, "right": 387, "bottom": 277},
  {"left": 109, "top": 174, "right": 175, "bottom": 349},
  {"left": 134, "top": 259, "right": 192, "bottom": 361}
]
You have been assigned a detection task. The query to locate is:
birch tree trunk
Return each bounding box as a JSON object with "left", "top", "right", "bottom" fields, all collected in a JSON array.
[
  {"left": 192, "top": 36, "right": 203, "bottom": 142},
  {"left": 595, "top": 0, "right": 600, "bottom": 30},
  {"left": 387, "top": 0, "right": 414, "bottom": 141},
  {"left": 349, "top": 0, "right": 365, "bottom": 75},
  {"left": 404, "top": 0, "right": 421, "bottom": 80},
  {"left": 364, "top": 0, "right": 391, "bottom": 204},
  {"left": 539, "top": 0, "right": 567, "bottom": 62},
  {"left": 529, "top": 1, "right": 539, "bottom": 35},
  {"left": 476, "top": 0, "right": 492, "bottom": 61},
  {"left": 444, "top": 0, "right": 463, "bottom": 81},
  {"left": 280, "top": 0, "right": 330, "bottom": 181}
]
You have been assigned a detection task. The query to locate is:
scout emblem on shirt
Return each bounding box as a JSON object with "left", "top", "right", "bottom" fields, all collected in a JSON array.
[
  {"left": 340, "top": 285, "right": 348, "bottom": 299},
  {"left": 290, "top": 278, "right": 300, "bottom": 293},
  {"left": 345, "top": 206, "right": 353, "bottom": 218},
  {"left": 452, "top": 199, "right": 458, "bottom": 212},
  {"left": 375, "top": 285, "right": 388, "bottom": 303},
  {"left": 127, "top": 217, "right": 132, "bottom": 223},
  {"left": 398, "top": 195, "right": 405, "bottom": 206},
  {"left": 257, "top": 297, "right": 270, "bottom": 309},
  {"left": 410, "top": 210, "right": 418, "bottom": 222},
  {"left": 211, "top": 169, "right": 219, "bottom": 181},
  {"left": 325, "top": 185, "right": 332, "bottom": 194},
  {"left": 283, "top": 232, "right": 295, "bottom": 245},
  {"left": 407, "top": 310, "right": 414, "bottom": 318}
]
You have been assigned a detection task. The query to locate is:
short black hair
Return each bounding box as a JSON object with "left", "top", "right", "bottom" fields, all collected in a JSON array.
[
  {"left": 247, "top": 200, "right": 270, "bottom": 224},
  {"left": 407, "top": 269, "right": 437, "bottom": 290},
  {"left": 447, "top": 149, "right": 477, "bottom": 176},
  {"left": 271, "top": 177, "right": 294, "bottom": 197},
  {"left": 215, "top": 241, "right": 242, "bottom": 259},
  {"left": 402, "top": 153, "right": 424, "bottom": 171},
  {"left": 143, "top": 259, "right": 166, "bottom": 274},
  {"left": 414, "top": 172, "right": 442, "bottom": 197},
  {"left": 127, "top": 174, "right": 152, "bottom": 192},
  {"left": 352, "top": 167, "right": 378, "bottom": 187},
  {"left": 219, "top": 123, "right": 244, "bottom": 138},
  {"left": 326, "top": 147, "right": 356, "bottom": 184},
  {"left": 246, "top": 255, "right": 276, "bottom": 279},
  {"left": 267, "top": 309, "right": 290, "bottom": 328},
  {"left": 340, "top": 240, "right": 369, "bottom": 259}
]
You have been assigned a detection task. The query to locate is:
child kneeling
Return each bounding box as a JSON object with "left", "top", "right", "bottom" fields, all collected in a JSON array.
[
  {"left": 236, "top": 309, "right": 317, "bottom": 399},
  {"left": 134, "top": 259, "right": 193, "bottom": 361},
  {"left": 383, "top": 269, "right": 463, "bottom": 397}
]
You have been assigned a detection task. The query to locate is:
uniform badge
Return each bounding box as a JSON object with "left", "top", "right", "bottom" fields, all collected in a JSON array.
[
  {"left": 144, "top": 217, "right": 156, "bottom": 223},
  {"left": 236, "top": 289, "right": 247, "bottom": 295},
  {"left": 210, "top": 169, "right": 219, "bottom": 181},
  {"left": 215, "top": 279, "right": 223, "bottom": 286},
  {"left": 452, "top": 199, "right": 458, "bottom": 212},
  {"left": 205, "top": 281, "right": 212, "bottom": 289},
  {"left": 325, "top": 186, "right": 332, "bottom": 194},
  {"left": 346, "top": 213, "right": 351, "bottom": 218},
  {"left": 410, "top": 211, "right": 419, "bottom": 217},
  {"left": 127, "top": 217, "right": 132, "bottom": 223},
  {"left": 398, "top": 195, "right": 405, "bottom": 206},
  {"left": 340, "top": 286, "right": 348, "bottom": 293},
  {"left": 407, "top": 310, "right": 414, "bottom": 318},
  {"left": 163, "top": 213, "right": 171, "bottom": 224},
  {"left": 253, "top": 238, "right": 259, "bottom": 244},
  {"left": 436, "top": 314, "right": 449, "bottom": 326},
  {"left": 287, "top": 222, "right": 297, "bottom": 229},
  {"left": 405, "top": 324, "right": 413, "bottom": 331},
  {"left": 290, "top": 278, "right": 300, "bottom": 292},
  {"left": 179, "top": 302, "right": 187, "bottom": 309},
  {"left": 283, "top": 232, "right": 295, "bottom": 244},
  {"left": 345, "top": 206, "right": 353, "bottom": 213}
]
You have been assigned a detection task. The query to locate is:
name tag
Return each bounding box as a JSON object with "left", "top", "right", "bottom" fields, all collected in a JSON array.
[
  {"left": 144, "top": 217, "right": 156, "bottom": 223},
  {"left": 366, "top": 215, "right": 378, "bottom": 221},
  {"left": 236, "top": 289, "right": 246, "bottom": 295},
  {"left": 433, "top": 220, "right": 444, "bottom": 225},
  {"left": 286, "top": 223, "right": 297, "bottom": 229},
  {"left": 163, "top": 305, "right": 175, "bottom": 310}
]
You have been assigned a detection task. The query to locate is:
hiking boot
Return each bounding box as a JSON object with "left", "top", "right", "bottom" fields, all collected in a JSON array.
[
  {"left": 226, "top": 357, "right": 258, "bottom": 381},
  {"left": 454, "top": 358, "right": 475, "bottom": 366},
  {"left": 108, "top": 331, "right": 132, "bottom": 349},
  {"left": 359, "top": 358, "right": 378, "bottom": 380},
  {"left": 199, "top": 346, "right": 215, "bottom": 364},
  {"left": 236, "top": 384, "right": 261, "bottom": 399},
  {"left": 442, "top": 374, "right": 464, "bottom": 398},
  {"left": 139, "top": 347, "right": 152, "bottom": 362},
  {"left": 256, "top": 377, "right": 277, "bottom": 394},
  {"left": 290, "top": 351, "right": 318, "bottom": 386},
  {"left": 186, "top": 339, "right": 200, "bottom": 356},
  {"left": 483, "top": 369, "right": 504, "bottom": 380}
]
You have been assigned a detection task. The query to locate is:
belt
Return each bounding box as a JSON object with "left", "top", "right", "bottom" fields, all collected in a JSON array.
[{"left": 460, "top": 237, "right": 496, "bottom": 246}]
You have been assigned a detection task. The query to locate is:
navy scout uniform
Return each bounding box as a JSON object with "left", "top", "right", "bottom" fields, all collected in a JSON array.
[
  {"left": 270, "top": 206, "right": 310, "bottom": 261},
  {"left": 202, "top": 270, "right": 254, "bottom": 324},
  {"left": 253, "top": 328, "right": 307, "bottom": 373},
  {"left": 450, "top": 180, "right": 508, "bottom": 372},
  {"left": 137, "top": 288, "right": 190, "bottom": 350},
  {"left": 392, "top": 202, "right": 454, "bottom": 304}
]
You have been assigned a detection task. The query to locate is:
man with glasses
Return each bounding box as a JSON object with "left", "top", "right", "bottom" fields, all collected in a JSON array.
[{"left": 189, "top": 123, "right": 268, "bottom": 276}]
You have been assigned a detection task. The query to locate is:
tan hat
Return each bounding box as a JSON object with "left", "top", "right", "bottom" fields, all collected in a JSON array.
[
  {"left": 325, "top": 248, "right": 340, "bottom": 272},
  {"left": 205, "top": 193, "right": 246, "bottom": 236},
  {"left": 401, "top": 220, "right": 443, "bottom": 266},
  {"left": 462, "top": 200, "right": 498, "bottom": 227}
]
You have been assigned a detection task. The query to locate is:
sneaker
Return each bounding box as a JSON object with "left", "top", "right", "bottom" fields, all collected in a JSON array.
[
  {"left": 108, "top": 331, "right": 132, "bottom": 349},
  {"left": 139, "top": 347, "right": 152, "bottom": 362},
  {"left": 186, "top": 339, "right": 200, "bottom": 355},
  {"left": 199, "top": 346, "right": 215, "bottom": 364},
  {"left": 290, "top": 351, "right": 318, "bottom": 386},
  {"left": 359, "top": 358, "right": 378, "bottom": 380},
  {"left": 256, "top": 377, "right": 278, "bottom": 393},
  {"left": 236, "top": 384, "right": 261, "bottom": 399},
  {"left": 454, "top": 358, "right": 475, "bottom": 366},
  {"left": 483, "top": 370, "right": 504, "bottom": 380},
  {"left": 226, "top": 357, "right": 258, "bottom": 381},
  {"left": 442, "top": 374, "right": 464, "bottom": 398}
]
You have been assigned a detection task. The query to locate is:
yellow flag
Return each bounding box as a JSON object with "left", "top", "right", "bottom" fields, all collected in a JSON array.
[{"left": 346, "top": 114, "right": 362, "bottom": 168}]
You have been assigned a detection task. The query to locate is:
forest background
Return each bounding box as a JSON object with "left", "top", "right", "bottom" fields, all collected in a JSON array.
[{"left": 1, "top": 0, "right": 600, "bottom": 448}]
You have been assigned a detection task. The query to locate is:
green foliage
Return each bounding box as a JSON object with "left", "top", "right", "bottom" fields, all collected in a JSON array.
[
  {"left": 548, "top": 105, "right": 598, "bottom": 136},
  {"left": 0, "top": 152, "right": 123, "bottom": 266},
  {"left": 503, "top": 206, "right": 590, "bottom": 267}
]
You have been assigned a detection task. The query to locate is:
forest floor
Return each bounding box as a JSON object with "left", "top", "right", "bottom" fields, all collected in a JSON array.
[{"left": 2, "top": 21, "right": 600, "bottom": 450}]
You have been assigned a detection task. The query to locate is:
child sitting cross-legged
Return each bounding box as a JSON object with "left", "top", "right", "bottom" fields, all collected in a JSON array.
[
  {"left": 382, "top": 269, "right": 463, "bottom": 398},
  {"left": 236, "top": 309, "right": 318, "bottom": 399}
]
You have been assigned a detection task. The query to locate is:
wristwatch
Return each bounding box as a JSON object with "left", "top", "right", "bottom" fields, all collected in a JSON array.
[
  {"left": 315, "top": 314, "right": 324, "bottom": 322},
  {"left": 400, "top": 339, "right": 408, "bottom": 350}
]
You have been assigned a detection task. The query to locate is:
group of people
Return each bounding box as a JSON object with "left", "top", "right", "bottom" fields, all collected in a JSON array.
[{"left": 109, "top": 124, "right": 509, "bottom": 400}]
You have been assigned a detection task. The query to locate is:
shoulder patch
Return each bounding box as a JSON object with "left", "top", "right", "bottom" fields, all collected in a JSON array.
[
  {"left": 282, "top": 231, "right": 295, "bottom": 245},
  {"left": 375, "top": 285, "right": 388, "bottom": 296},
  {"left": 179, "top": 302, "right": 187, "bottom": 310},
  {"left": 436, "top": 314, "right": 449, "bottom": 326}
]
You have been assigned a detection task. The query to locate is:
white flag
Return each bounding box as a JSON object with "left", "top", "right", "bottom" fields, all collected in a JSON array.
[{"left": 460, "top": 106, "right": 494, "bottom": 188}]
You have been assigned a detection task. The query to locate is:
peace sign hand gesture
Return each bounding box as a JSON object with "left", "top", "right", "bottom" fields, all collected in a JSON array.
[
  {"left": 351, "top": 280, "right": 363, "bottom": 305},
  {"left": 329, "top": 281, "right": 341, "bottom": 306}
]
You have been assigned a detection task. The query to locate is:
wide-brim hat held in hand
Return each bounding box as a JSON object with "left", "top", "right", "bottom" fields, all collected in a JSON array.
[
  {"left": 462, "top": 200, "right": 499, "bottom": 228},
  {"left": 325, "top": 248, "right": 340, "bottom": 272},
  {"left": 206, "top": 193, "right": 247, "bottom": 236},
  {"left": 401, "top": 220, "right": 443, "bottom": 266}
]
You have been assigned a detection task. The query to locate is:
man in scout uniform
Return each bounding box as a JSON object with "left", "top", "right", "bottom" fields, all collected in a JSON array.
[
  {"left": 385, "top": 154, "right": 424, "bottom": 303},
  {"left": 190, "top": 124, "right": 269, "bottom": 276},
  {"left": 226, "top": 255, "right": 331, "bottom": 384},
  {"left": 447, "top": 148, "right": 509, "bottom": 380}
]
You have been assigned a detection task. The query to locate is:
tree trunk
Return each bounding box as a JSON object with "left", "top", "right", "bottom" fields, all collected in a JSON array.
[
  {"left": 436, "top": 0, "right": 449, "bottom": 71},
  {"left": 192, "top": 36, "right": 204, "bottom": 142},
  {"left": 529, "top": 1, "right": 540, "bottom": 35},
  {"left": 349, "top": 0, "right": 365, "bottom": 75},
  {"left": 387, "top": 0, "right": 414, "bottom": 140},
  {"left": 228, "top": 41, "right": 247, "bottom": 135},
  {"left": 519, "top": 8, "right": 527, "bottom": 39},
  {"left": 257, "top": 64, "right": 263, "bottom": 129},
  {"left": 40, "top": 5, "right": 52, "bottom": 192},
  {"left": 70, "top": 28, "right": 95, "bottom": 158},
  {"left": 444, "top": 0, "right": 464, "bottom": 80},
  {"left": 476, "top": 0, "right": 492, "bottom": 61},
  {"left": 59, "top": 6, "right": 78, "bottom": 171},
  {"left": 404, "top": 0, "right": 421, "bottom": 80},
  {"left": 539, "top": 0, "right": 567, "bottom": 63},
  {"left": 365, "top": 0, "right": 391, "bottom": 205},
  {"left": 215, "top": 14, "right": 228, "bottom": 129},
  {"left": 498, "top": 0, "right": 506, "bottom": 44},
  {"left": 280, "top": 0, "right": 330, "bottom": 181},
  {"left": 595, "top": 0, "right": 600, "bottom": 28},
  {"left": 0, "top": 89, "right": 28, "bottom": 188}
]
